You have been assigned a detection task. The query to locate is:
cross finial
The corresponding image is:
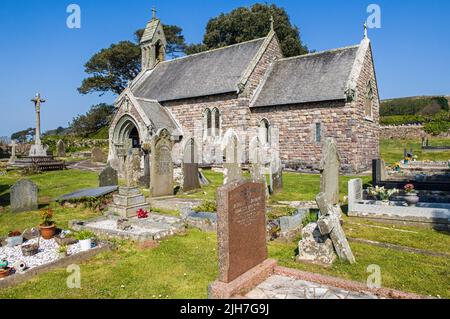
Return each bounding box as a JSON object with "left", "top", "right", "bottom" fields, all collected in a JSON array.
[
  {"left": 270, "top": 15, "right": 274, "bottom": 32},
  {"left": 364, "top": 22, "right": 368, "bottom": 38},
  {"left": 152, "top": 6, "right": 157, "bottom": 19}
]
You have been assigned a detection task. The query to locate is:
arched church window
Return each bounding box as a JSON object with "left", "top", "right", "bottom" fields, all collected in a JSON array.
[
  {"left": 259, "top": 119, "right": 270, "bottom": 145},
  {"left": 204, "top": 109, "right": 212, "bottom": 137},
  {"left": 212, "top": 108, "right": 221, "bottom": 137},
  {"left": 365, "top": 81, "right": 374, "bottom": 118}
]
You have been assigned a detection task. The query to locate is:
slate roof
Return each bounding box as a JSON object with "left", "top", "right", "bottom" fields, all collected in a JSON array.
[
  {"left": 140, "top": 19, "right": 159, "bottom": 44},
  {"left": 132, "top": 38, "right": 266, "bottom": 102},
  {"left": 135, "top": 98, "right": 181, "bottom": 135},
  {"left": 252, "top": 45, "right": 360, "bottom": 107}
]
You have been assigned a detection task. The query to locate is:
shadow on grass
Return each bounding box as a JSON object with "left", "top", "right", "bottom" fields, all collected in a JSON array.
[{"left": 0, "top": 183, "right": 11, "bottom": 206}]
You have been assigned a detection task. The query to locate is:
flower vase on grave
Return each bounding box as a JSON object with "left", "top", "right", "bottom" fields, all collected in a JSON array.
[{"left": 404, "top": 193, "right": 420, "bottom": 207}]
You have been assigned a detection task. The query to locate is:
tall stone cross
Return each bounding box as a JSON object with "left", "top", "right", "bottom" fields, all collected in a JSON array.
[
  {"left": 8, "top": 140, "right": 17, "bottom": 164},
  {"left": 31, "top": 93, "right": 46, "bottom": 146}
]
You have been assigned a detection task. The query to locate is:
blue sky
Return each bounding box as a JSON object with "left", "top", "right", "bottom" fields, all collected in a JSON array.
[{"left": 0, "top": 0, "right": 449, "bottom": 137}]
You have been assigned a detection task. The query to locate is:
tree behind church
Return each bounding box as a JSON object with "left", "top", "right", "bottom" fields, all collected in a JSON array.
[
  {"left": 78, "top": 25, "right": 187, "bottom": 96},
  {"left": 185, "top": 3, "right": 308, "bottom": 57}
]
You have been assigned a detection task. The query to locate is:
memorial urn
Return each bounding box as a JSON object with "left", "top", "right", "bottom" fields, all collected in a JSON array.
[{"left": 404, "top": 193, "right": 419, "bottom": 207}]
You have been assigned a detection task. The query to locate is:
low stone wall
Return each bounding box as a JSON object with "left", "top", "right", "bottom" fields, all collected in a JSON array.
[{"left": 380, "top": 125, "right": 450, "bottom": 139}]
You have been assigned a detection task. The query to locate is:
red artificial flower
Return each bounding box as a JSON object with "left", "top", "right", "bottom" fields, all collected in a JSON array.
[{"left": 137, "top": 209, "right": 149, "bottom": 219}]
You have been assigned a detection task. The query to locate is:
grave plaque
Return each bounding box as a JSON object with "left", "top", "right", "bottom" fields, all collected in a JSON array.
[
  {"left": 150, "top": 128, "right": 174, "bottom": 197},
  {"left": 320, "top": 138, "right": 340, "bottom": 205},
  {"left": 216, "top": 180, "right": 267, "bottom": 283},
  {"left": 10, "top": 179, "right": 38, "bottom": 213},
  {"left": 183, "top": 138, "right": 201, "bottom": 192}
]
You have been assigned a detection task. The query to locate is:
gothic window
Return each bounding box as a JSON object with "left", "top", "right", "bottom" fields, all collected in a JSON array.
[
  {"left": 204, "top": 109, "right": 212, "bottom": 137},
  {"left": 315, "top": 122, "right": 322, "bottom": 143},
  {"left": 259, "top": 119, "right": 270, "bottom": 145},
  {"left": 365, "top": 81, "right": 374, "bottom": 118},
  {"left": 212, "top": 108, "right": 221, "bottom": 137},
  {"left": 155, "top": 40, "right": 164, "bottom": 63}
]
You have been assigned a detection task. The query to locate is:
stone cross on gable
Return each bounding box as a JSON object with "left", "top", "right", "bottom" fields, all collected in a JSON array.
[
  {"left": 31, "top": 93, "right": 46, "bottom": 145},
  {"left": 270, "top": 15, "right": 274, "bottom": 31},
  {"left": 364, "top": 22, "right": 368, "bottom": 38},
  {"left": 152, "top": 7, "right": 157, "bottom": 19}
]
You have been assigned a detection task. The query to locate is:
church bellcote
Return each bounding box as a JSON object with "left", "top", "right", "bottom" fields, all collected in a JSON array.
[{"left": 140, "top": 8, "right": 167, "bottom": 70}]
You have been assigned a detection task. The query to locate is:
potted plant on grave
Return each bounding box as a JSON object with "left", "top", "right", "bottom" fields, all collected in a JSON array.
[
  {"left": 368, "top": 186, "right": 399, "bottom": 205},
  {"left": 58, "top": 245, "right": 69, "bottom": 259},
  {"left": 75, "top": 231, "right": 95, "bottom": 252},
  {"left": 39, "top": 209, "right": 57, "bottom": 240},
  {"left": 0, "top": 259, "right": 11, "bottom": 279},
  {"left": 6, "top": 230, "right": 23, "bottom": 247},
  {"left": 403, "top": 184, "right": 420, "bottom": 207}
]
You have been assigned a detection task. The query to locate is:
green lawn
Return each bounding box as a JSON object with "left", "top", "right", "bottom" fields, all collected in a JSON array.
[
  {"left": 179, "top": 170, "right": 371, "bottom": 203},
  {"left": 380, "top": 137, "right": 450, "bottom": 165}
]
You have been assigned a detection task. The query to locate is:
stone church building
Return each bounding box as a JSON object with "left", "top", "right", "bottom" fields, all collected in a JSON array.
[{"left": 108, "top": 13, "right": 380, "bottom": 175}]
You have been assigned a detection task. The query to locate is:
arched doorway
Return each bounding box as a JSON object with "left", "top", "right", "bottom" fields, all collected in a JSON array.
[{"left": 114, "top": 115, "right": 141, "bottom": 151}]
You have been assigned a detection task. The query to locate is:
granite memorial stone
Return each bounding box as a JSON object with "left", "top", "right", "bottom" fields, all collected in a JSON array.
[
  {"left": 183, "top": 138, "right": 201, "bottom": 192},
  {"left": 216, "top": 180, "right": 267, "bottom": 283},
  {"left": 99, "top": 164, "right": 119, "bottom": 187}
]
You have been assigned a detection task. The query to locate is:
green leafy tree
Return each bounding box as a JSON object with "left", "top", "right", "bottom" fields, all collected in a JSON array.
[
  {"left": 11, "top": 128, "right": 35, "bottom": 143},
  {"left": 185, "top": 3, "right": 308, "bottom": 57},
  {"left": 79, "top": 25, "right": 187, "bottom": 96},
  {"left": 69, "top": 104, "right": 115, "bottom": 137}
]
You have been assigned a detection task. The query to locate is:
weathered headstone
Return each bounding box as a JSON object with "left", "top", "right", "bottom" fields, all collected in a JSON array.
[
  {"left": 91, "top": 147, "right": 106, "bottom": 163},
  {"left": 56, "top": 140, "right": 66, "bottom": 157},
  {"left": 150, "top": 128, "right": 174, "bottom": 197},
  {"left": 348, "top": 178, "right": 363, "bottom": 213},
  {"left": 249, "top": 137, "right": 264, "bottom": 183},
  {"left": 10, "top": 179, "right": 39, "bottom": 213},
  {"left": 183, "top": 138, "right": 201, "bottom": 192},
  {"left": 125, "top": 149, "right": 142, "bottom": 187},
  {"left": 316, "top": 193, "right": 355, "bottom": 264},
  {"left": 269, "top": 154, "right": 283, "bottom": 195},
  {"left": 99, "top": 164, "right": 119, "bottom": 187},
  {"left": 297, "top": 223, "right": 336, "bottom": 266},
  {"left": 8, "top": 140, "right": 17, "bottom": 164},
  {"left": 320, "top": 138, "right": 340, "bottom": 205},
  {"left": 380, "top": 159, "right": 387, "bottom": 181},
  {"left": 223, "top": 135, "right": 242, "bottom": 185},
  {"left": 216, "top": 180, "right": 267, "bottom": 283}
]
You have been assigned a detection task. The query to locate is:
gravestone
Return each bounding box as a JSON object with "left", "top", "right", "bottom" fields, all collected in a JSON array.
[
  {"left": 216, "top": 180, "right": 267, "bottom": 283},
  {"left": 223, "top": 135, "right": 242, "bottom": 185},
  {"left": 380, "top": 159, "right": 387, "bottom": 181},
  {"left": 8, "top": 141, "right": 17, "bottom": 164},
  {"left": 269, "top": 154, "right": 283, "bottom": 195},
  {"left": 320, "top": 138, "right": 340, "bottom": 205},
  {"left": 348, "top": 178, "right": 363, "bottom": 213},
  {"left": 91, "top": 147, "right": 106, "bottom": 163},
  {"left": 297, "top": 222, "right": 336, "bottom": 266},
  {"left": 183, "top": 138, "right": 201, "bottom": 192},
  {"left": 99, "top": 164, "right": 119, "bottom": 187},
  {"left": 125, "top": 149, "right": 142, "bottom": 187},
  {"left": 316, "top": 192, "right": 355, "bottom": 264},
  {"left": 10, "top": 179, "right": 39, "bottom": 213},
  {"left": 249, "top": 137, "right": 264, "bottom": 183},
  {"left": 150, "top": 128, "right": 174, "bottom": 197},
  {"left": 56, "top": 140, "right": 66, "bottom": 157}
]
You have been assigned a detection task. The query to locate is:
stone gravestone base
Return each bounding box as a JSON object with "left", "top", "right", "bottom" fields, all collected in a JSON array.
[
  {"left": 296, "top": 223, "right": 336, "bottom": 266},
  {"left": 108, "top": 187, "right": 150, "bottom": 218}
]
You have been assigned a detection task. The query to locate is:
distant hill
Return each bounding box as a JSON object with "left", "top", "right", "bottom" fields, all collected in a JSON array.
[{"left": 380, "top": 96, "right": 449, "bottom": 116}]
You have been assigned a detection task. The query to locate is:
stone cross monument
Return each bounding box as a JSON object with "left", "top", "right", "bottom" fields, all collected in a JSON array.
[
  {"left": 29, "top": 93, "right": 48, "bottom": 157},
  {"left": 8, "top": 140, "right": 17, "bottom": 164}
]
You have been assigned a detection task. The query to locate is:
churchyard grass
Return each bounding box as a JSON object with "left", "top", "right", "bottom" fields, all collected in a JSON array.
[
  {"left": 0, "top": 225, "right": 448, "bottom": 298},
  {"left": 179, "top": 170, "right": 371, "bottom": 203},
  {"left": 380, "top": 137, "right": 450, "bottom": 165},
  {"left": 0, "top": 169, "right": 102, "bottom": 234}
]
